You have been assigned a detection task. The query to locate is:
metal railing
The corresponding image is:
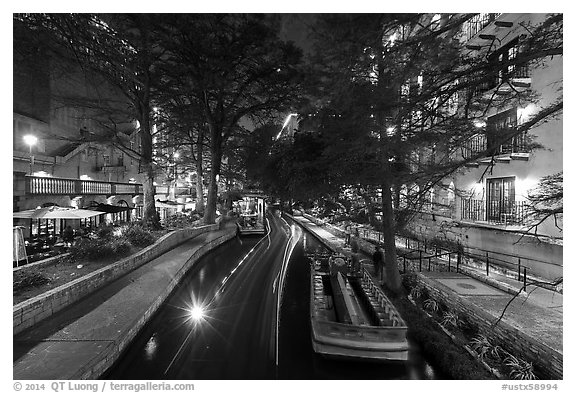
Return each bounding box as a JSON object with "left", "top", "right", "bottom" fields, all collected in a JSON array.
[
  {"left": 394, "top": 234, "right": 528, "bottom": 292},
  {"left": 303, "top": 211, "right": 531, "bottom": 291},
  {"left": 498, "top": 131, "right": 530, "bottom": 154},
  {"left": 461, "top": 199, "right": 528, "bottom": 225},
  {"left": 461, "top": 133, "right": 487, "bottom": 159},
  {"left": 462, "top": 130, "right": 529, "bottom": 158}
]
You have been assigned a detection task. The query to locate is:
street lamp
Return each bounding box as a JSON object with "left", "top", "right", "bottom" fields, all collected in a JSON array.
[
  {"left": 23, "top": 134, "right": 38, "bottom": 175},
  {"left": 171, "top": 152, "right": 180, "bottom": 201},
  {"left": 173, "top": 152, "right": 180, "bottom": 181}
]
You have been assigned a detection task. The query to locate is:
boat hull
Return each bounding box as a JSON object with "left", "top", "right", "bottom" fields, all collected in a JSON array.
[{"left": 309, "top": 259, "right": 408, "bottom": 362}]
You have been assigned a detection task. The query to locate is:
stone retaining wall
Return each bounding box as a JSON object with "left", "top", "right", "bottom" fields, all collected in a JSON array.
[
  {"left": 84, "top": 229, "right": 236, "bottom": 379},
  {"left": 415, "top": 273, "right": 563, "bottom": 380},
  {"left": 406, "top": 213, "right": 563, "bottom": 281},
  {"left": 13, "top": 224, "right": 218, "bottom": 335}
]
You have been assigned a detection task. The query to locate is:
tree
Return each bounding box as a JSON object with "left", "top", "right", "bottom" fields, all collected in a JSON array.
[
  {"left": 525, "top": 172, "right": 563, "bottom": 237},
  {"left": 154, "top": 94, "right": 210, "bottom": 213},
  {"left": 303, "top": 13, "right": 562, "bottom": 294},
  {"left": 158, "top": 14, "right": 304, "bottom": 224},
  {"left": 16, "top": 14, "right": 168, "bottom": 228}
]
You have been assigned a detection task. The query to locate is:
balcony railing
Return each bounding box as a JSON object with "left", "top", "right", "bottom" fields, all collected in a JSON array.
[
  {"left": 96, "top": 165, "right": 126, "bottom": 173},
  {"left": 461, "top": 133, "right": 488, "bottom": 159},
  {"left": 461, "top": 131, "right": 529, "bottom": 158},
  {"left": 461, "top": 199, "right": 528, "bottom": 225},
  {"left": 155, "top": 186, "right": 169, "bottom": 195},
  {"left": 25, "top": 175, "right": 143, "bottom": 196}
]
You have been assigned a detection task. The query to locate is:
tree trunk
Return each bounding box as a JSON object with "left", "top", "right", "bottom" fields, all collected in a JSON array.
[
  {"left": 194, "top": 138, "right": 205, "bottom": 213},
  {"left": 381, "top": 172, "right": 402, "bottom": 294},
  {"left": 195, "top": 168, "right": 204, "bottom": 213},
  {"left": 203, "top": 123, "right": 222, "bottom": 224},
  {"left": 139, "top": 105, "right": 160, "bottom": 228}
]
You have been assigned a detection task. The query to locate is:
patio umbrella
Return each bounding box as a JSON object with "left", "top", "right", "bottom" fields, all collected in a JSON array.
[
  {"left": 87, "top": 203, "right": 134, "bottom": 214},
  {"left": 155, "top": 200, "right": 182, "bottom": 209},
  {"left": 13, "top": 206, "right": 106, "bottom": 220}
]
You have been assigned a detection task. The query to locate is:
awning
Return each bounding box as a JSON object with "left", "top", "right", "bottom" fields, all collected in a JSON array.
[
  {"left": 87, "top": 203, "right": 134, "bottom": 214},
  {"left": 13, "top": 206, "right": 106, "bottom": 220},
  {"left": 155, "top": 199, "right": 184, "bottom": 209}
]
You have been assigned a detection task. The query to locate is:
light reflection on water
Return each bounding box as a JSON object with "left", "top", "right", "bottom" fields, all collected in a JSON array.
[{"left": 144, "top": 333, "right": 158, "bottom": 361}]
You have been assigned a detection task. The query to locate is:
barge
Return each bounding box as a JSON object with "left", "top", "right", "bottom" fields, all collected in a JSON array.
[{"left": 308, "top": 252, "right": 409, "bottom": 362}]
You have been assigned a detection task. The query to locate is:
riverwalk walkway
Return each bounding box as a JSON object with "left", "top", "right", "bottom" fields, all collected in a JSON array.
[
  {"left": 288, "top": 213, "right": 563, "bottom": 378},
  {"left": 13, "top": 224, "right": 236, "bottom": 380}
]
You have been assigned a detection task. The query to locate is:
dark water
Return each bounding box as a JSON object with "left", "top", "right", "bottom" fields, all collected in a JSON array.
[{"left": 104, "top": 212, "right": 438, "bottom": 380}]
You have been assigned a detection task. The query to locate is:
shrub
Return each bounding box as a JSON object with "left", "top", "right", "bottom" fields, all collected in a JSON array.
[
  {"left": 505, "top": 354, "right": 537, "bottom": 380},
  {"left": 402, "top": 303, "right": 492, "bottom": 379},
  {"left": 96, "top": 225, "right": 115, "bottom": 239},
  {"left": 123, "top": 224, "right": 155, "bottom": 247},
  {"left": 401, "top": 272, "right": 419, "bottom": 291},
  {"left": 14, "top": 270, "right": 50, "bottom": 292},
  {"left": 381, "top": 280, "right": 493, "bottom": 379},
  {"left": 68, "top": 237, "right": 132, "bottom": 261},
  {"left": 111, "top": 238, "right": 132, "bottom": 256}
]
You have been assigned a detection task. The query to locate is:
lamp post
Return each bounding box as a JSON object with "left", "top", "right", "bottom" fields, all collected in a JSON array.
[
  {"left": 23, "top": 135, "right": 38, "bottom": 175},
  {"left": 172, "top": 152, "right": 179, "bottom": 202}
]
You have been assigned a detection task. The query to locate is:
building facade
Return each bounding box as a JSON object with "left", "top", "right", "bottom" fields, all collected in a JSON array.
[
  {"left": 411, "top": 13, "right": 563, "bottom": 280},
  {"left": 13, "top": 20, "right": 172, "bottom": 238}
]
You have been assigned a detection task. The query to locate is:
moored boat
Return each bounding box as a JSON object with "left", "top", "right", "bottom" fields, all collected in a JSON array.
[{"left": 308, "top": 252, "right": 409, "bottom": 362}]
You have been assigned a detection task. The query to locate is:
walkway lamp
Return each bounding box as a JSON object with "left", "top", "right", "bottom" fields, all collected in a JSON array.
[{"left": 23, "top": 134, "right": 38, "bottom": 175}]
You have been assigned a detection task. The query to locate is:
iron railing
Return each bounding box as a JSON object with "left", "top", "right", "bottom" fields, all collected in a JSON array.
[
  {"left": 462, "top": 131, "right": 529, "bottom": 158},
  {"left": 461, "top": 133, "right": 488, "bottom": 159},
  {"left": 394, "top": 234, "right": 529, "bottom": 292},
  {"left": 461, "top": 199, "right": 528, "bottom": 225}
]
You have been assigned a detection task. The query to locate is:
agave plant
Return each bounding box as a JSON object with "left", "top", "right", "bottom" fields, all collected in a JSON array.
[
  {"left": 410, "top": 284, "right": 425, "bottom": 300},
  {"left": 470, "top": 334, "right": 492, "bottom": 360},
  {"left": 440, "top": 311, "right": 460, "bottom": 329},
  {"left": 423, "top": 298, "right": 439, "bottom": 313},
  {"left": 505, "top": 354, "right": 537, "bottom": 380},
  {"left": 470, "top": 334, "right": 504, "bottom": 361}
]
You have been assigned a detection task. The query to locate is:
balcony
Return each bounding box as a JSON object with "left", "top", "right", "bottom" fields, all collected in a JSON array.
[
  {"left": 461, "top": 199, "right": 528, "bottom": 225},
  {"left": 461, "top": 131, "right": 529, "bottom": 160},
  {"left": 96, "top": 165, "right": 126, "bottom": 173},
  {"left": 25, "top": 175, "right": 142, "bottom": 196},
  {"left": 465, "top": 13, "right": 502, "bottom": 41},
  {"left": 154, "top": 185, "right": 169, "bottom": 195},
  {"left": 461, "top": 133, "right": 487, "bottom": 159}
]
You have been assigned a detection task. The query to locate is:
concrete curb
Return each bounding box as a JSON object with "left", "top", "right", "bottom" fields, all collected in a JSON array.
[{"left": 14, "top": 224, "right": 217, "bottom": 335}]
